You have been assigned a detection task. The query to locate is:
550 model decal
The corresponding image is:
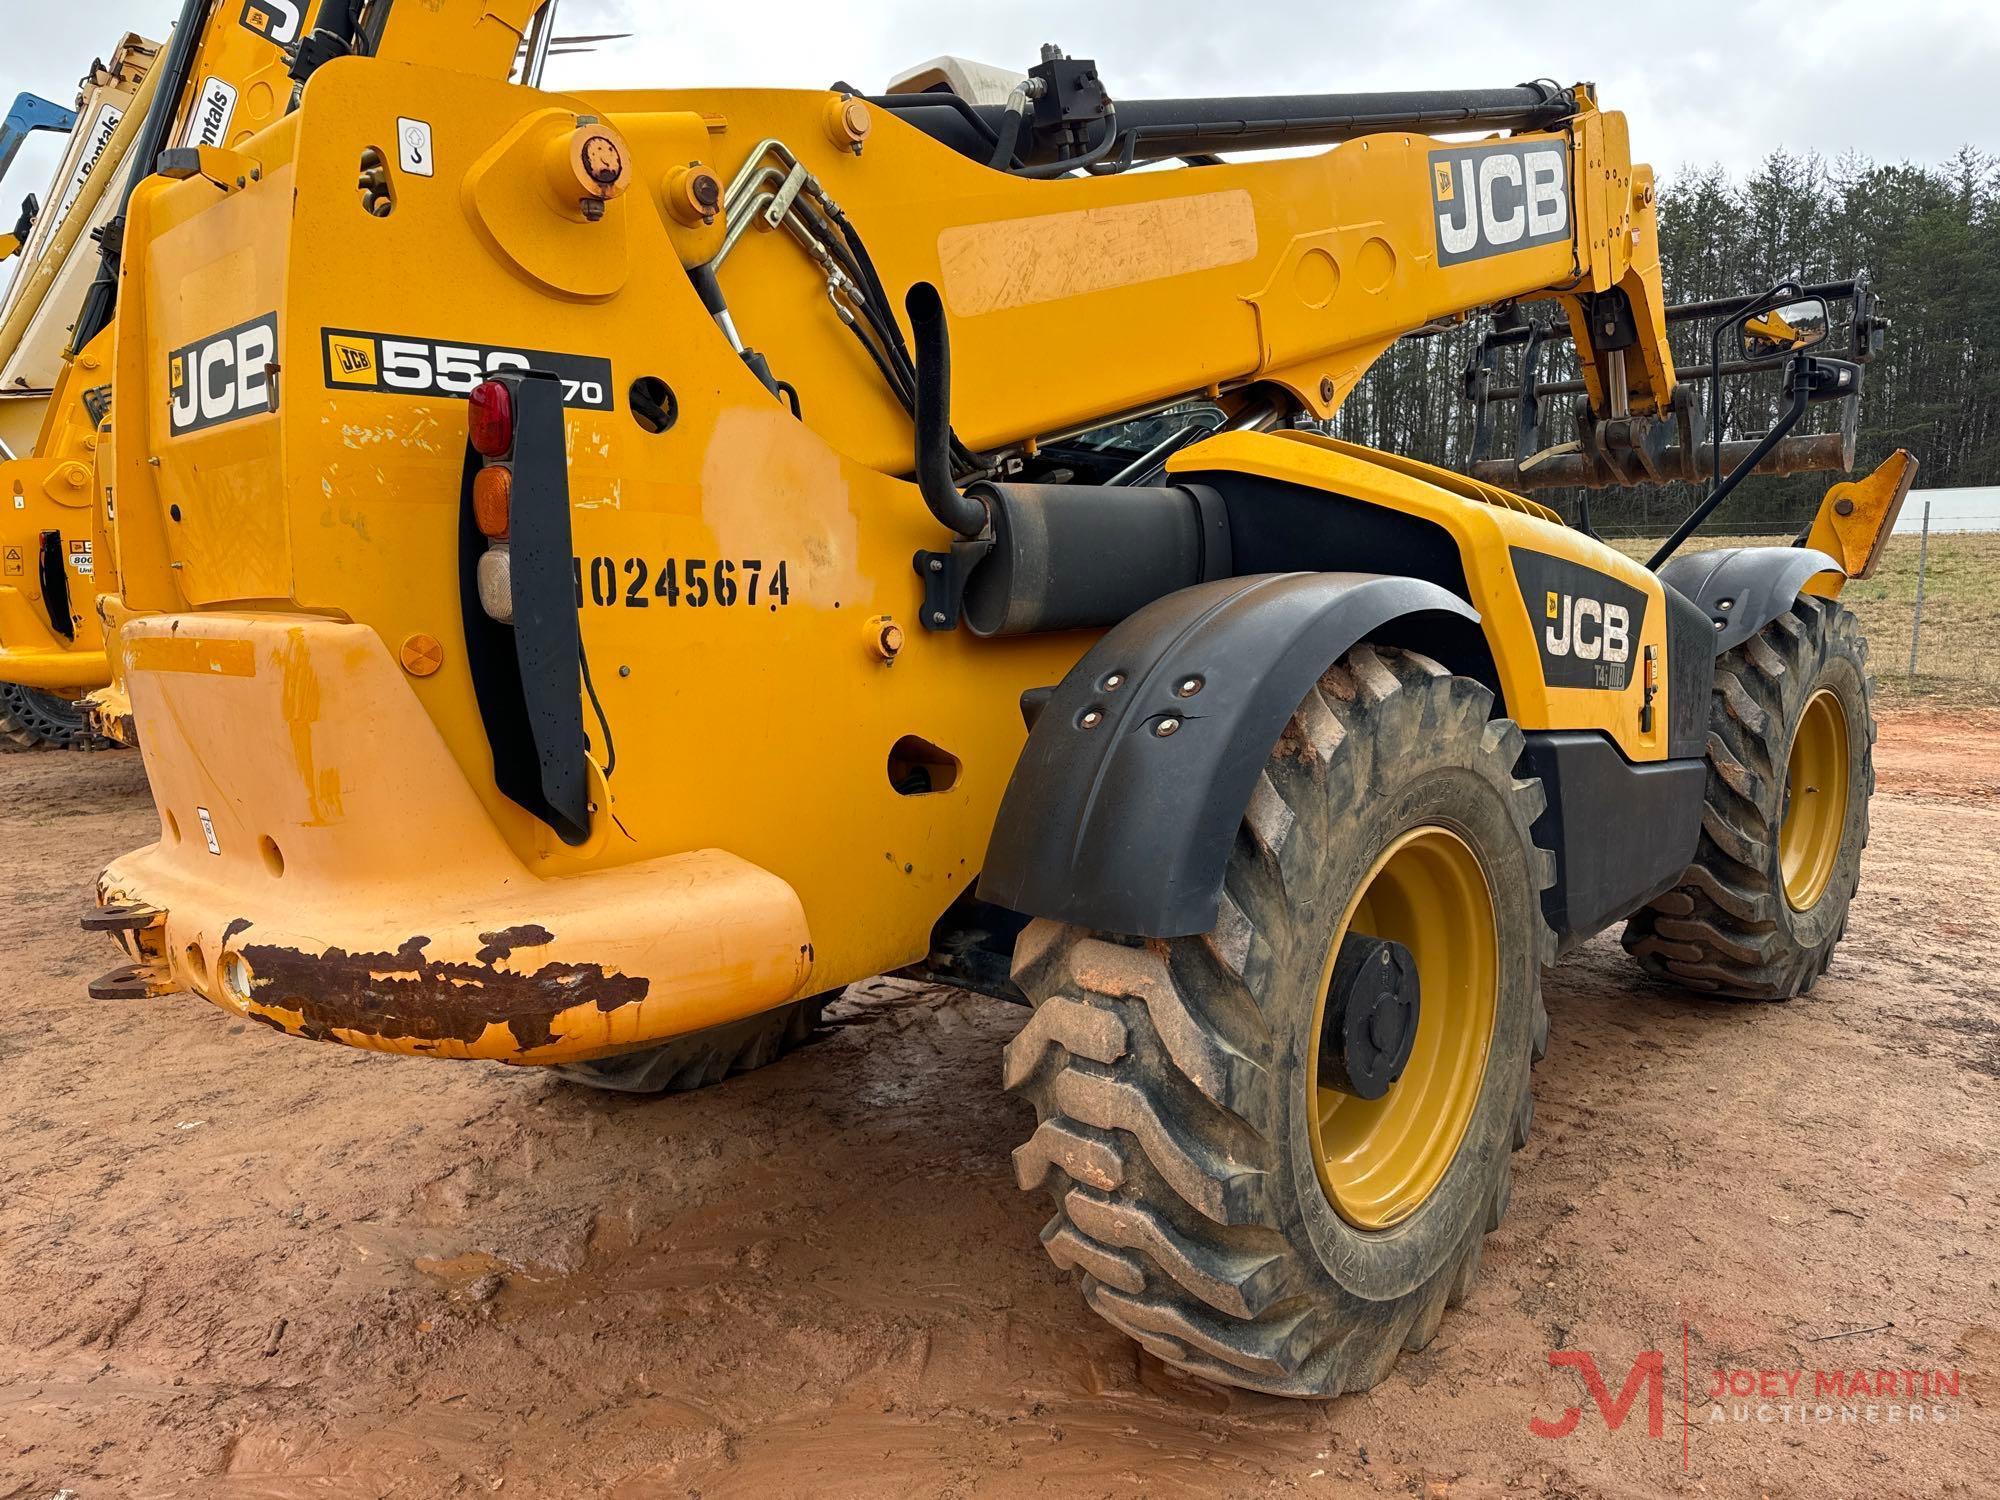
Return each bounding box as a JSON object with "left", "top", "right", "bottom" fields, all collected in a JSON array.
[{"left": 322, "top": 329, "right": 615, "bottom": 411}]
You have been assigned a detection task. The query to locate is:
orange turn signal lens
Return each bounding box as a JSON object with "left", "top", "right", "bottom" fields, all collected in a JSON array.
[{"left": 473, "top": 464, "right": 512, "bottom": 539}]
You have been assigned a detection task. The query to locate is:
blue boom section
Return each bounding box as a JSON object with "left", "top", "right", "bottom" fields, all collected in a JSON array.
[{"left": 1, "top": 92, "right": 81, "bottom": 190}]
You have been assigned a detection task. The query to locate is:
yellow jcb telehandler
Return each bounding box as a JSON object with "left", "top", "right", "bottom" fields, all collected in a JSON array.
[
  {"left": 0, "top": 6, "right": 325, "bottom": 748},
  {"left": 84, "top": 0, "right": 1912, "bottom": 1396}
]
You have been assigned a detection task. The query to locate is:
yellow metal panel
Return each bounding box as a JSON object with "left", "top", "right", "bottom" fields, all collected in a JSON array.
[
  {"left": 1803, "top": 449, "right": 1918, "bottom": 594},
  {"left": 937, "top": 190, "right": 1259, "bottom": 316},
  {"left": 101, "top": 613, "right": 812, "bottom": 1063},
  {"left": 1170, "top": 430, "right": 1670, "bottom": 761},
  {"left": 0, "top": 330, "right": 116, "bottom": 690}
]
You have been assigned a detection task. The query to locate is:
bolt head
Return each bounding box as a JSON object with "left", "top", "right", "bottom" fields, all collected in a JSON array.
[
  {"left": 930, "top": 610, "right": 947, "bottom": 626},
  {"left": 1154, "top": 717, "right": 1180, "bottom": 738},
  {"left": 1080, "top": 709, "right": 1103, "bottom": 729},
  {"left": 928, "top": 557, "right": 944, "bottom": 573},
  {"left": 1319, "top": 376, "right": 1336, "bottom": 403},
  {"left": 1175, "top": 676, "right": 1203, "bottom": 698},
  {"left": 1103, "top": 673, "right": 1124, "bottom": 690},
  {"left": 618, "top": 665, "right": 631, "bottom": 678}
]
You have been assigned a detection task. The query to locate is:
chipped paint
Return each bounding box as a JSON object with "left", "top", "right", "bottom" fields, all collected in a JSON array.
[{"left": 240, "top": 932, "right": 650, "bottom": 1051}]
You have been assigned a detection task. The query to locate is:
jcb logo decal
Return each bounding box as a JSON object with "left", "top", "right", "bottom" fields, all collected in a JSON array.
[
  {"left": 167, "top": 313, "right": 278, "bottom": 436},
  {"left": 1431, "top": 141, "right": 1569, "bottom": 267},
  {"left": 239, "top": 0, "right": 304, "bottom": 45},
  {"left": 1545, "top": 592, "right": 1630, "bottom": 664},
  {"left": 1511, "top": 548, "right": 1647, "bottom": 692},
  {"left": 326, "top": 333, "right": 377, "bottom": 382}
]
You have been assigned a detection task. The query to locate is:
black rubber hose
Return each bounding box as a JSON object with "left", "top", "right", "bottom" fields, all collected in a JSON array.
[
  {"left": 904, "top": 283, "right": 988, "bottom": 539},
  {"left": 833, "top": 203, "right": 978, "bottom": 471},
  {"left": 988, "top": 99, "right": 1027, "bottom": 170},
  {"left": 1012, "top": 105, "right": 1121, "bottom": 180}
]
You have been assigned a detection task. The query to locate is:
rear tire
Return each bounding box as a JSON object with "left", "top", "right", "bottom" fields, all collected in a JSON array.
[
  {"left": 553, "top": 994, "right": 826, "bottom": 1093},
  {"left": 0, "top": 684, "right": 114, "bottom": 752},
  {"left": 1623, "top": 595, "right": 1872, "bottom": 998},
  {"left": 1005, "top": 644, "right": 1554, "bottom": 1397}
]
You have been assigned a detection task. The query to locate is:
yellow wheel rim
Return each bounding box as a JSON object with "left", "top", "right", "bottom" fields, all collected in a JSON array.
[
  {"left": 1307, "top": 826, "right": 1499, "bottom": 1230},
  {"left": 1780, "top": 688, "right": 1849, "bottom": 911}
]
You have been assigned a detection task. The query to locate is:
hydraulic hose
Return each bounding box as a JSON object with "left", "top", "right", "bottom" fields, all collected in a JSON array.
[{"left": 904, "top": 282, "right": 988, "bottom": 539}]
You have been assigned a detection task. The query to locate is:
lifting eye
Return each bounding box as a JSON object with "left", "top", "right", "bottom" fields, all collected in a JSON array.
[{"left": 357, "top": 146, "right": 394, "bottom": 217}]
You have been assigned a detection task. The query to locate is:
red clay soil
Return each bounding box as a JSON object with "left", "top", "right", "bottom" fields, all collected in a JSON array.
[{"left": 0, "top": 708, "right": 1993, "bottom": 1499}]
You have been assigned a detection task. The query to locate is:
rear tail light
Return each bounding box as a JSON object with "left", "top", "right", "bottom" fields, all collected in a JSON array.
[
  {"left": 473, "top": 464, "right": 512, "bottom": 538},
  {"left": 468, "top": 379, "right": 515, "bottom": 457}
]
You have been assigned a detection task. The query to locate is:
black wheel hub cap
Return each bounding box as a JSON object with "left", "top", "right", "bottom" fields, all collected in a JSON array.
[{"left": 1318, "top": 932, "right": 1421, "bottom": 1100}]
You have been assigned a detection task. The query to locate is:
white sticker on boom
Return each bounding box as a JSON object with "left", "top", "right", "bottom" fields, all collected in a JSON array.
[
  {"left": 181, "top": 76, "right": 238, "bottom": 149},
  {"left": 196, "top": 806, "right": 221, "bottom": 855},
  {"left": 397, "top": 117, "right": 434, "bottom": 177}
]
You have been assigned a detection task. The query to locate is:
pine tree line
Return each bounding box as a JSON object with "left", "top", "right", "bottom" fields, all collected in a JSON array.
[{"left": 1330, "top": 150, "right": 1999, "bottom": 534}]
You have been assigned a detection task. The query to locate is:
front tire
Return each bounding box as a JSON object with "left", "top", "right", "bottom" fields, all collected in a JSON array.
[
  {"left": 1623, "top": 595, "right": 1872, "bottom": 998},
  {"left": 1005, "top": 645, "right": 1554, "bottom": 1397}
]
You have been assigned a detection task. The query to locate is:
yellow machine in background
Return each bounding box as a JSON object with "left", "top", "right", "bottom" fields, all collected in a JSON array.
[
  {"left": 80, "top": 0, "right": 1901, "bottom": 1398},
  {"left": 0, "top": 6, "right": 336, "bottom": 745},
  {"left": 0, "top": 40, "right": 155, "bottom": 746}
]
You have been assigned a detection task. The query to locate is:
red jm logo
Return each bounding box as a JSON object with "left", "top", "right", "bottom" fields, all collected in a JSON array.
[{"left": 1530, "top": 1350, "right": 1668, "bottom": 1439}]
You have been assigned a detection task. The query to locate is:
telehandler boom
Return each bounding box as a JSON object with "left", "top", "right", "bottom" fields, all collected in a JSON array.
[{"left": 83, "top": 0, "right": 1905, "bottom": 1396}]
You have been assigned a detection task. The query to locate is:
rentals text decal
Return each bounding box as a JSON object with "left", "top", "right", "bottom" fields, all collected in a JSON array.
[
  {"left": 167, "top": 314, "right": 277, "bottom": 436},
  {"left": 179, "top": 76, "right": 238, "bottom": 148},
  {"left": 46, "top": 103, "right": 123, "bottom": 243},
  {"left": 1431, "top": 140, "right": 1570, "bottom": 266},
  {"left": 320, "top": 329, "right": 614, "bottom": 411}
]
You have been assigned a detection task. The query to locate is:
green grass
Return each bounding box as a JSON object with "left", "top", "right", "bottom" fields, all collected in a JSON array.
[{"left": 1608, "top": 532, "right": 2000, "bottom": 706}]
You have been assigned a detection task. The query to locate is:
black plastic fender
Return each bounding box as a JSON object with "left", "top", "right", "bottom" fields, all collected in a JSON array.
[
  {"left": 979, "top": 571, "right": 1481, "bottom": 938},
  {"left": 1658, "top": 546, "right": 1843, "bottom": 655}
]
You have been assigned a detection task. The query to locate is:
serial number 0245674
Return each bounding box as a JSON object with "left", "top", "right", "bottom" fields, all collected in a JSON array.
[{"left": 573, "top": 555, "right": 793, "bottom": 610}]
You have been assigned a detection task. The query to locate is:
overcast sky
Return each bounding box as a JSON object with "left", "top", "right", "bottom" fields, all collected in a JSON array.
[{"left": 4, "top": 0, "right": 1996, "bottom": 267}]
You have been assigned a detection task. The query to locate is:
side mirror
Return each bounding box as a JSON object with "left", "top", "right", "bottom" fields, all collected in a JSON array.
[{"left": 1740, "top": 296, "right": 1829, "bottom": 360}]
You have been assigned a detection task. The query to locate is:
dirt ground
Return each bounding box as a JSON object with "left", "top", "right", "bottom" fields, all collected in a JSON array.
[{"left": 1, "top": 709, "right": 1994, "bottom": 1499}]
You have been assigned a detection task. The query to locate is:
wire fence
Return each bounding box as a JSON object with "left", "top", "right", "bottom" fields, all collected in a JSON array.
[{"left": 1616, "top": 506, "right": 2000, "bottom": 702}]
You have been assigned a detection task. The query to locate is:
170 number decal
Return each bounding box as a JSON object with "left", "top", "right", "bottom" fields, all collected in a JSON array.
[{"left": 575, "top": 556, "right": 792, "bottom": 610}]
